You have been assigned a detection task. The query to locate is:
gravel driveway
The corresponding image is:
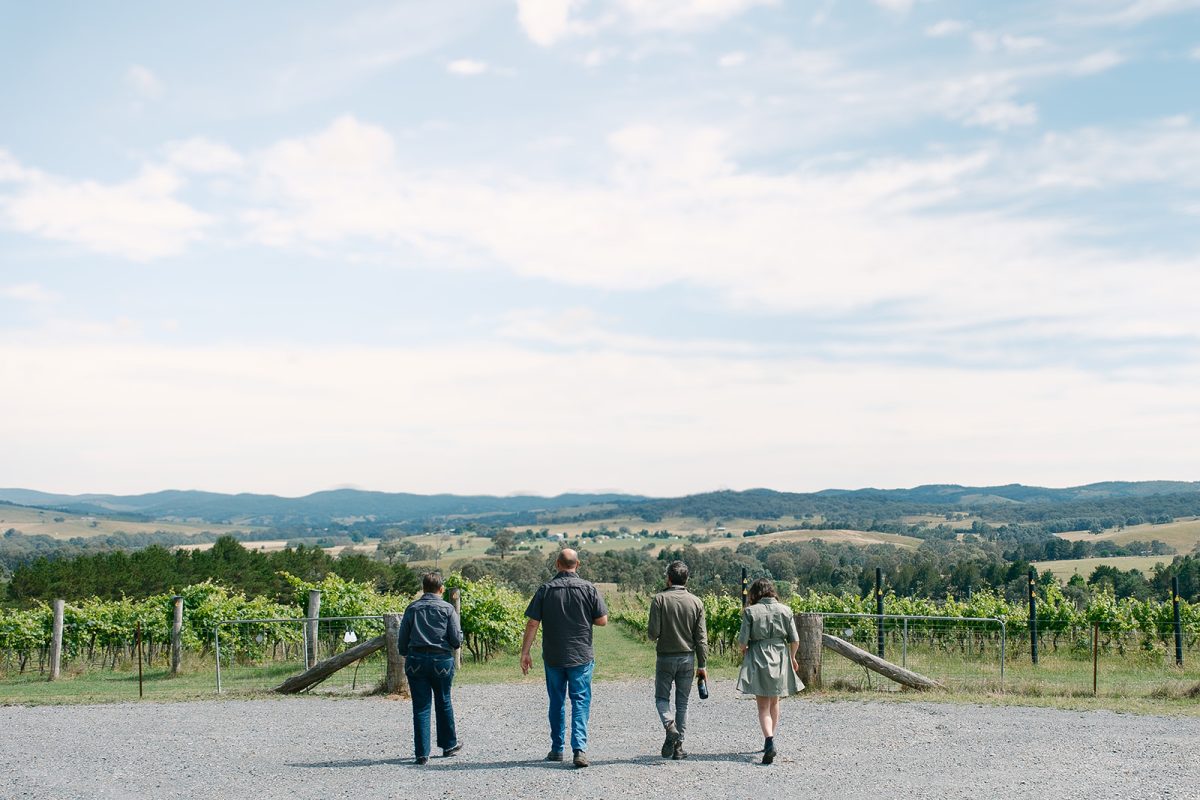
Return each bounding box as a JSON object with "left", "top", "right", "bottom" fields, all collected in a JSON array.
[{"left": 2, "top": 680, "right": 1197, "bottom": 799}]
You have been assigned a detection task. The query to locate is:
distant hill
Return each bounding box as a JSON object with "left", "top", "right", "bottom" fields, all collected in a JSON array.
[
  {"left": 0, "top": 488, "right": 645, "bottom": 525},
  {"left": 2, "top": 480, "right": 1198, "bottom": 527}
]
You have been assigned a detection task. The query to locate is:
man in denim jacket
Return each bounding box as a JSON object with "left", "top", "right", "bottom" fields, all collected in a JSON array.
[{"left": 397, "top": 572, "right": 464, "bottom": 764}]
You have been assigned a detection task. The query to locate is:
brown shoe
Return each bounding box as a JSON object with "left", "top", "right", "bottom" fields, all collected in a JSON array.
[
  {"left": 545, "top": 750, "right": 564, "bottom": 762},
  {"left": 661, "top": 722, "right": 680, "bottom": 758},
  {"left": 572, "top": 750, "right": 589, "bottom": 768}
]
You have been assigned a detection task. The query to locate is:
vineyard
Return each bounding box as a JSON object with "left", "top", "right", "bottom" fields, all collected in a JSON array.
[
  {"left": 0, "top": 573, "right": 528, "bottom": 682},
  {"left": 3, "top": 575, "right": 1198, "bottom": 700},
  {"left": 611, "top": 586, "right": 1200, "bottom": 695}
]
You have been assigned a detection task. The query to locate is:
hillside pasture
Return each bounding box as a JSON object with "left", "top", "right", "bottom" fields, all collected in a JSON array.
[
  {"left": 692, "top": 527, "right": 923, "bottom": 550},
  {"left": 0, "top": 504, "right": 257, "bottom": 539},
  {"left": 1055, "top": 517, "right": 1200, "bottom": 554},
  {"left": 1033, "top": 555, "right": 1172, "bottom": 581}
]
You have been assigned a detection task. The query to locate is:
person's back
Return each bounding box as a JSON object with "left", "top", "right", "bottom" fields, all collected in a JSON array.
[
  {"left": 521, "top": 549, "right": 608, "bottom": 768},
  {"left": 647, "top": 561, "right": 707, "bottom": 759},
  {"left": 538, "top": 571, "right": 604, "bottom": 667}
]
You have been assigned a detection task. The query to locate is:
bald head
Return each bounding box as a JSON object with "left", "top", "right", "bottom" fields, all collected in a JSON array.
[{"left": 556, "top": 548, "right": 580, "bottom": 572}]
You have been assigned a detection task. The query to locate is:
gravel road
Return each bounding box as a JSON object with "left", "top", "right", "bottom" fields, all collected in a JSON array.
[{"left": 2, "top": 680, "right": 1197, "bottom": 800}]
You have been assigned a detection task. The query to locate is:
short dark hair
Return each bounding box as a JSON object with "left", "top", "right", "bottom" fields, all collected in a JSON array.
[
  {"left": 666, "top": 561, "right": 689, "bottom": 586},
  {"left": 748, "top": 577, "right": 777, "bottom": 604},
  {"left": 422, "top": 572, "right": 444, "bottom": 593}
]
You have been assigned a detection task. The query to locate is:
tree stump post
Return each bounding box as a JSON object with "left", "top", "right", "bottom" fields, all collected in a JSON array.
[
  {"left": 306, "top": 589, "right": 322, "bottom": 669},
  {"left": 383, "top": 612, "right": 408, "bottom": 696},
  {"left": 795, "top": 612, "right": 823, "bottom": 691},
  {"left": 49, "top": 599, "right": 65, "bottom": 682},
  {"left": 171, "top": 595, "right": 184, "bottom": 676}
]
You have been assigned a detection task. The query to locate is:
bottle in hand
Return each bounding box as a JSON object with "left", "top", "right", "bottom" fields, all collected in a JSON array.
[{"left": 697, "top": 675, "right": 709, "bottom": 700}]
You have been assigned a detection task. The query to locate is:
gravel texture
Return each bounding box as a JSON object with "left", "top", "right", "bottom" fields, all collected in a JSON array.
[{"left": 2, "top": 680, "right": 1198, "bottom": 800}]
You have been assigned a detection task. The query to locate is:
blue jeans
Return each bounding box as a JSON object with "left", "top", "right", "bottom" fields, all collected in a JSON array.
[
  {"left": 405, "top": 652, "right": 457, "bottom": 758},
  {"left": 545, "top": 660, "right": 594, "bottom": 754}
]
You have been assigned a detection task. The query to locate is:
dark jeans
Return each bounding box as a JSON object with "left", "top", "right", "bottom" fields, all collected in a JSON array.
[
  {"left": 405, "top": 652, "right": 457, "bottom": 758},
  {"left": 545, "top": 660, "right": 594, "bottom": 753},
  {"left": 655, "top": 653, "right": 695, "bottom": 739}
]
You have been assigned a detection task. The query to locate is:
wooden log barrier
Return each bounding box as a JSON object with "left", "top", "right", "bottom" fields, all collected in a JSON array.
[
  {"left": 383, "top": 613, "right": 409, "bottom": 697},
  {"left": 794, "top": 613, "right": 823, "bottom": 691},
  {"left": 821, "top": 633, "right": 944, "bottom": 691},
  {"left": 275, "top": 634, "right": 386, "bottom": 694}
]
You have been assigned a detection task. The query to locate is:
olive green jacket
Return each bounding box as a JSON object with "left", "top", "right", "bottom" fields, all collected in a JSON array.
[{"left": 647, "top": 585, "right": 708, "bottom": 668}]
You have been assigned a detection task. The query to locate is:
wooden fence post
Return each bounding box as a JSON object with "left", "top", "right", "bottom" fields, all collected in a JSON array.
[
  {"left": 171, "top": 595, "right": 184, "bottom": 676},
  {"left": 306, "top": 589, "right": 322, "bottom": 669},
  {"left": 383, "top": 612, "right": 408, "bottom": 696},
  {"left": 449, "top": 588, "right": 462, "bottom": 669},
  {"left": 795, "top": 612, "right": 823, "bottom": 691},
  {"left": 49, "top": 599, "right": 65, "bottom": 682}
]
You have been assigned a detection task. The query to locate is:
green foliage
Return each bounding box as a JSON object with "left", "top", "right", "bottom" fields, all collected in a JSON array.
[{"left": 444, "top": 574, "right": 525, "bottom": 661}]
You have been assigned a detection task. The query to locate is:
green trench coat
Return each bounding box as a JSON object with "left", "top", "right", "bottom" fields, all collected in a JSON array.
[{"left": 735, "top": 597, "right": 805, "bottom": 697}]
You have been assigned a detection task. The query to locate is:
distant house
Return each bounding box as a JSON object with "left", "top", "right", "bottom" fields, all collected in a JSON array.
[{"left": 548, "top": 532, "right": 566, "bottom": 541}]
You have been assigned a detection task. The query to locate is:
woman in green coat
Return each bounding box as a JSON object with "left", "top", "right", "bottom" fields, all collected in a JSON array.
[{"left": 736, "top": 578, "right": 804, "bottom": 764}]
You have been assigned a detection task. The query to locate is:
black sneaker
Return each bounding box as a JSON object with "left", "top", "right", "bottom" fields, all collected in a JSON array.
[
  {"left": 672, "top": 740, "right": 687, "bottom": 760},
  {"left": 572, "top": 750, "right": 589, "bottom": 768},
  {"left": 443, "top": 742, "right": 463, "bottom": 757},
  {"left": 661, "top": 722, "right": 680, "bottom": 758},
  {"left": 415, "top": 757, "right": 428, "bottom": 765},
  {"left": 545, "top": 750, "right": 564, "bottom": 762},
  {"left": 762, "top": 742, "right": 776, "bottom": 765}
]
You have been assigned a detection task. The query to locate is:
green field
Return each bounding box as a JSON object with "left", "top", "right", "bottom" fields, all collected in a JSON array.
[
  {"left": 0, "top": 504, "right": 257, "bottom": 540},
  {"left": 1033, "top": 555, "right": 1173, "bottom": 581},
  {"left": 1056, "top": 517, "right": 1200, "bottom": 554},
  {"left": 694, "top": 528, "right": 923, "bottom": 551}
]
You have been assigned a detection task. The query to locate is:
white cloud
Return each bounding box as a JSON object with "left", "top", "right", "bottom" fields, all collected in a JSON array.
[
  {"left": 447, "top": 58, "right": 490, "bottom": 75},
  {"left": 1027, "top": 118, "right": 1200, "bottom": 188},
  {"left": 1073, "top": 50, "right": 1126, "bottom": 75},
  {"left": 718, "top": 51, "right": 747, "bottom": 67},
  {"left": 0, "top": 155, "right": 210, "bottom": 260},
  {"left": 164, "top": 138, "right": 244, "bottom": 174},
  {"left": 3, "top": 340, "right": 1196, "bottom": 495},
  {"left": 1084, "top": 0, "right": 1200, "bottom": 25},
  {"left": 516, "top": 0, "right": 775, "bottom": 44},
  {"left": 971, "top": 32, "right": 1047, "bottom": 54},
  {"left": 516, "top": 0, "right": 576, "bottom": 45},
  {"left": 1191, "top": 45, "right": 1200, "bottom": 59},
  {"left": 616, "top": 0, "right": 777, "bottom": 31},
  {"left": 125, "top": 64, "right": 164, "bottom": 100},
  {"left": 965, "top": 100, "right": 1038, "bottom": 129},
  {"left": 873, "top": 0, "right": 915, "bottom": 13},
  {"left": 0, "top": 283, "right": 58, "bottom": 304},
  {"left": 232, "top": 114, "right": 1200, "bottom": 355},
  {"left": 925, "top": 19, "right": 966, "bottom": 37}
]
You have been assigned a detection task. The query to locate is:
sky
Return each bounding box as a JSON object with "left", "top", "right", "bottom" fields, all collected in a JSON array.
[{"left": 2, "top": 0, "right": 1199, "bottom": 498}]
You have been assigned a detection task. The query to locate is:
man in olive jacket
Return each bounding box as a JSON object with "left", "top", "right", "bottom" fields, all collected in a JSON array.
[{"left": 647, "top": 560, "right": 707, "bottom": 759}]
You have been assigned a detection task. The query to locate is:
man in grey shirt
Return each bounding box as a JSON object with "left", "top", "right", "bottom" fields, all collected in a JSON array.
[
  {"left": 647, "top": 560, "right": 707, "bottom": 759},
  {"left": 520, "top": 548, "right": 608, "bottom": 769}
]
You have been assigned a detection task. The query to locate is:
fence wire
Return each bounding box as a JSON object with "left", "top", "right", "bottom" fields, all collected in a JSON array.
[
  {"left": 817, "top": 613, "right": 1007, "bottom": 693},
  {"left": 213, "top": 615, "right": 386, "bottom": 695}
]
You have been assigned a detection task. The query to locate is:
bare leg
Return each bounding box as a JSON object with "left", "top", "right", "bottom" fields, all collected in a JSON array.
[
  {"left": 769, "top": 696, "right": 781, "bottom": 731},
  {"left": 755, "top": 696, "right": 775, "bottom": 738}
]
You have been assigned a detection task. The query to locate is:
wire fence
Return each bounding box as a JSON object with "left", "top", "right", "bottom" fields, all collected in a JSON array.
[
  {"left": 816, "top": 613, "right": 1200, "bottom": 697},
  {"left": 213, "top": 615, "right": 387, "bottom": 695},
  {"left": 818, "top": 613, "right": 1007, "bottom": 692}
]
